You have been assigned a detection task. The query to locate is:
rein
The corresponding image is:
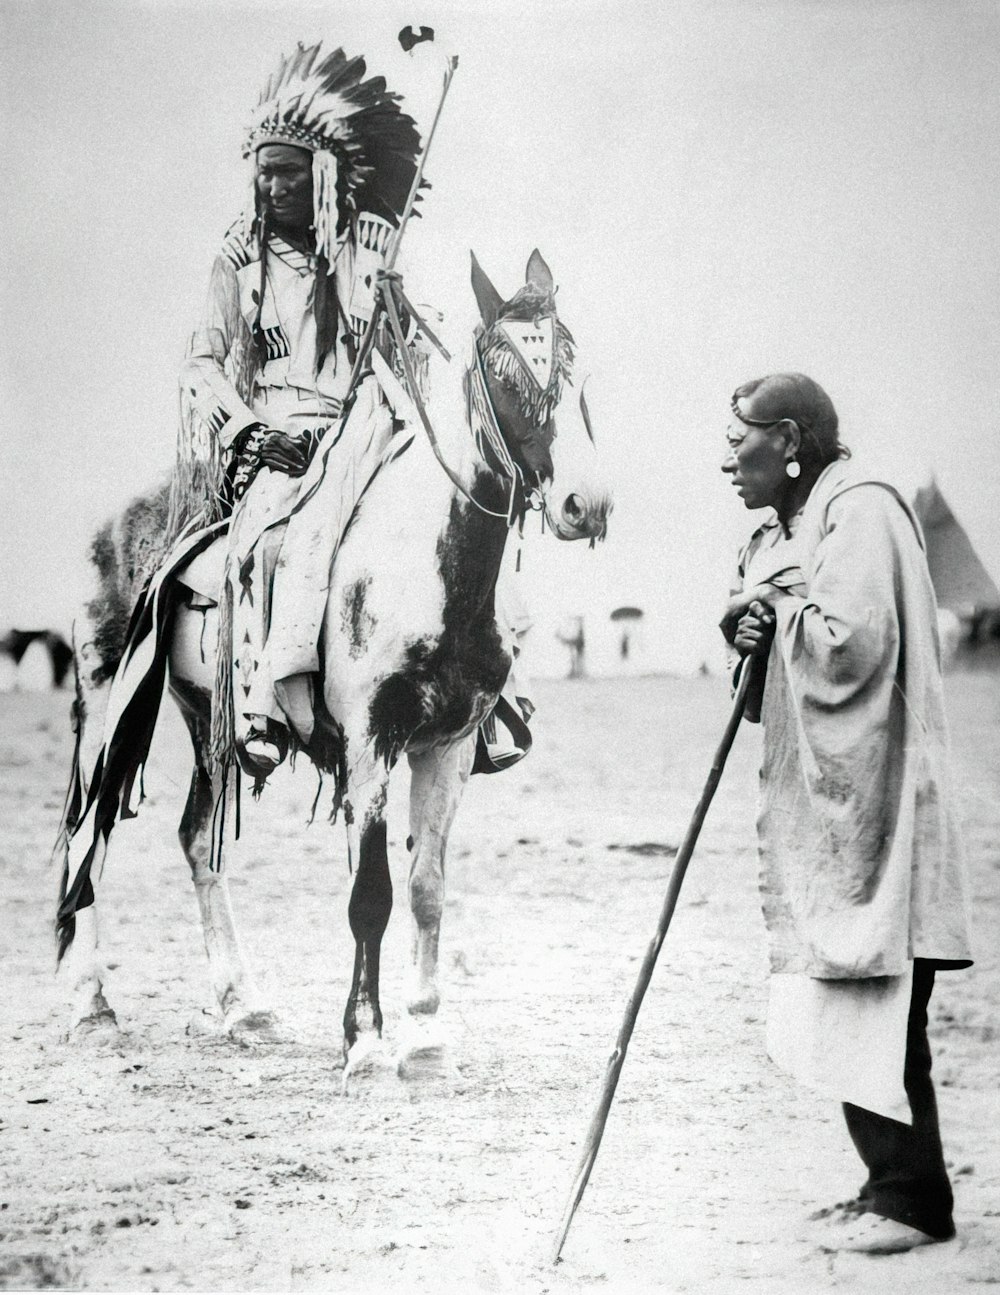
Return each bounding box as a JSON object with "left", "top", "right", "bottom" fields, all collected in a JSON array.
[{"left": 381, "top": 282, "right": 534, "bottom": 523}]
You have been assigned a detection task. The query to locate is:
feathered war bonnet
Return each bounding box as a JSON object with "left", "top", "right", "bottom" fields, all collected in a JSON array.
[{"left": 241, "top": 42, "right": 423, "bottom": 270}]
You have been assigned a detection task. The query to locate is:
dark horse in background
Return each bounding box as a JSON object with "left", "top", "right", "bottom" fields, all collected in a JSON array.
[
  {"left": 1, "top": 629, "right": 73, "bottom": 688},
  {"left": 57, "top": 251, "right": 612, "bottom": 1078}
]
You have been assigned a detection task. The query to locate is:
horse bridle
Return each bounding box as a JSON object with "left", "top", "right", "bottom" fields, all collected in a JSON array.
[{"left": 381, "top": 281, "right": 548, "bottom": 523}]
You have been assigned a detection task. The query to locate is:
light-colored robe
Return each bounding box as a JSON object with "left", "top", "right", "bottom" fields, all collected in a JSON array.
[
  {"left": 179, "top": 218, "right": 400, "bottom": 741},
  {"left": 734, "top": 462, "right": 973, "bottom": 1117},
  {"left": 181, "top": 216, "right": 394, "bottom": 457}
]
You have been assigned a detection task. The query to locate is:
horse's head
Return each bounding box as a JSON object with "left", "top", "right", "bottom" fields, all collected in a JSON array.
[{"left": 469, "top": 250, "right": 612, "bottom": 542}]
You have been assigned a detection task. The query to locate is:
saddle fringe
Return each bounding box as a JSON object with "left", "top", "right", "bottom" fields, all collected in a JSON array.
[
  {"left": 52, "top": 688, "right": 87, "bottom": 962},
  {"left": 210, "top": 574, "right": 236, "bottom": 775},
  {"left": 167, "top": 399, "right": 226, "bottom": 541}
]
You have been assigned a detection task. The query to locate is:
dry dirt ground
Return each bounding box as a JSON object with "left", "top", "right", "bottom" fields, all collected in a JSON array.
[{"left": 1, "top": 672, "right": 997, "bottom": 1293}]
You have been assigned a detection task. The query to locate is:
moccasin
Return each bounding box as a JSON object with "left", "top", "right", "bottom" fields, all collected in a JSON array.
[{"left": 818, "top": 1213, "right": 952, "bottom": 1255}]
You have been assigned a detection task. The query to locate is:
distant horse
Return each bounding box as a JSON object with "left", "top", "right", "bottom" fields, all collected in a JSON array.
[
  {"left": 0, "top": 629, "right": 73, "bottom": 690},
  {"left": 58, "top": 250, "right": 611, "bottom": 1072}
]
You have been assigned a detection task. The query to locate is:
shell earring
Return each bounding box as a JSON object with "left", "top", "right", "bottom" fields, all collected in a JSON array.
[{"left": 786, "top": 459, "right": 801, "bottom": 479}]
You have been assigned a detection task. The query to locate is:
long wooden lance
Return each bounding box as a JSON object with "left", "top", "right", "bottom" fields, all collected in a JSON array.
[
  {"left": 387, "top": 49, "right": 458, "bottom": 272},
  {"left": 343, "top": 46, "right": 458, "bottom": 399},
  {"left": 551, "top": 656, "right": 760, "bottom": 1264}
]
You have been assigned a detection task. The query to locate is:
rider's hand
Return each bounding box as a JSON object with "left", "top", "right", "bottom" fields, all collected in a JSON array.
[
  {"left": 375, "top": 269, "right": 405, "bottom": 308},
  {"left": 733, "top": 599, "right": 776, "bottom": 659},
  {"left": 375, "top": 268, "right": 413, "bottom": 337},
  {"left": 259, "top": 430, "right": 311, "bottom": 476}
]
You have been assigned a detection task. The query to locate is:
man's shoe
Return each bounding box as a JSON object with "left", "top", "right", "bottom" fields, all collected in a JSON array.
[
  {"left": 237, "top": 716, "right": 288, "bottom": 777},
  {"left": 818, "top": 1213, "right": 952, "bottom": 1255}
]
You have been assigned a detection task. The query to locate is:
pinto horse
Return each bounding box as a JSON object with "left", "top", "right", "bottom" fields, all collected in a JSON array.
[{"left": 58, "top": 250, "right": 611, "bottom": 1071}]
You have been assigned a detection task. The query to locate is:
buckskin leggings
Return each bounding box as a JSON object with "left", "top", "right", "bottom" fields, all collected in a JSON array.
[{"left": 842, "top": 960, "right": 955, "bottom": 1238}]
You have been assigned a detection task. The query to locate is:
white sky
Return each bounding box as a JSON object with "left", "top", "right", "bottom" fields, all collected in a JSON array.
[{"left": 3, "top": 0, "right": 999, "bottom": 671}]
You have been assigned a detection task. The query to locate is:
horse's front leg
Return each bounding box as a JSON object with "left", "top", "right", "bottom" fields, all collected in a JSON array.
[
  {"left": 406, "top": 735, "right": 476, "bottom": 1018},
  {"left": 341, "top": 759, "right": 393, "bottom": 1080}
]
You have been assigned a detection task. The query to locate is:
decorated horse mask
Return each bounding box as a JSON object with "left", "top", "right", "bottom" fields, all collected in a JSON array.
[{"left": 471, "top": 250, "right": 575, "bottom": 483}]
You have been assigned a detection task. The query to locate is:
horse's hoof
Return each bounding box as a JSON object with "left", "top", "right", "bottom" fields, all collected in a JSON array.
[
  {"left": 341, "top": 1032, "right": 385, "bottom": 1095},
  {"left": 406, "top": 987, "right": 441, "bottom": 1017},
  {"left": 186, "top": 1007, "right": 225, "bottom": 1038},
  {"left": 395, "top": 1015, "right": 460, "bottom": 1084},
  {"left": 68, "top": 1005, "right": 120, "bottom": 1041},
  {"left": 226, "top": 1009, "right": 286, "bottom": 1045}
]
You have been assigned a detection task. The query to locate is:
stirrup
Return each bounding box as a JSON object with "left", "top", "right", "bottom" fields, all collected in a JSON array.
[
  {"left": 483, "top": 716, "right": 526, "bottom": 770},
  {"left": 473, "top": 695, "right": 532, "bottom": 775}
]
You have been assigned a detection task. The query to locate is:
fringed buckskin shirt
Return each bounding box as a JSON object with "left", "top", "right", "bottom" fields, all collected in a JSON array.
[
  {"left": 736, "top": 463, "right": 973, "bottom": 981},
  {"left": 180, "top": 221, "right": 360, "bottom": 458},
  {"left": 172, "top": 216, "right": 406, "bottom": 751},
  {"left": 172, "top": 215, "right": 407, "bottom": 533}
]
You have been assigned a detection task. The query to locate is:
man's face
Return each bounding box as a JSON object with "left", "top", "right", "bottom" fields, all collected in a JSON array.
[
  {"left": 721, "top": 401, "right": 789, "bottom": 511},
  {"left": 255, "top": 144, "right": 313, "bottom": 232}
]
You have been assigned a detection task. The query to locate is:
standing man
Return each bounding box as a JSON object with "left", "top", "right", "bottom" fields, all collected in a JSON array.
[{"left": 719, "top": 372, "right": 973, "bottom": 1254}]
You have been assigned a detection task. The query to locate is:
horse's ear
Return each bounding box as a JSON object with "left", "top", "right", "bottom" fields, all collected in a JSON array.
[
  {"left": 470, "top": 251, "right": 503, "bottom": 327},
  {"left": 526, "top": 249, "right": 554, "bottom": 292}
]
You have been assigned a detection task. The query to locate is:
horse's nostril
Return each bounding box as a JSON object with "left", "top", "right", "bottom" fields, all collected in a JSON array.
[{"left": 563, "top": 493, "right": 584, "bottom": 522}]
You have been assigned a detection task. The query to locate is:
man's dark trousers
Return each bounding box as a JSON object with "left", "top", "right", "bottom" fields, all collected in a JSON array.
[{"left": 842, "top": 959, "right": 955, "bottom": 1239}]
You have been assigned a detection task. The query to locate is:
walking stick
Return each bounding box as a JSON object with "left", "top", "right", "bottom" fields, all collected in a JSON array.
[{"left": 551, "top": 656, "right": 760, "bottom": 1263}]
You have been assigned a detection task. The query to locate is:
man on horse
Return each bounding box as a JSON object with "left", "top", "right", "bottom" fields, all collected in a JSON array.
[
  {"left": 172, "top": 42, "right": 434, "bottom": 777},
  {"left": 57, "top": 36, "right": 538, "bottom": 968}
]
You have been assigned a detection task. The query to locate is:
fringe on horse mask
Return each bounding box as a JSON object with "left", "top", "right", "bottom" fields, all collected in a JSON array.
[
  {"left": 479, "top": 283, "right": 574, "bottom": 423},
  {"left": 473, "top": 282, "right": 574, "bottom": 490}
]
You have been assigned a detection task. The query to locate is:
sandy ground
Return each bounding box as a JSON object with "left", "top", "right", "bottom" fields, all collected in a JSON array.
[{"left": 0, "top": 671, "right": 997, "bottom": 1293}]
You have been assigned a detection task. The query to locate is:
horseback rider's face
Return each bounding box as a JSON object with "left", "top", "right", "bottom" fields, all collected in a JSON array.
[{"left": 255, "top": 144, "right": 314, "bottom": 234}]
